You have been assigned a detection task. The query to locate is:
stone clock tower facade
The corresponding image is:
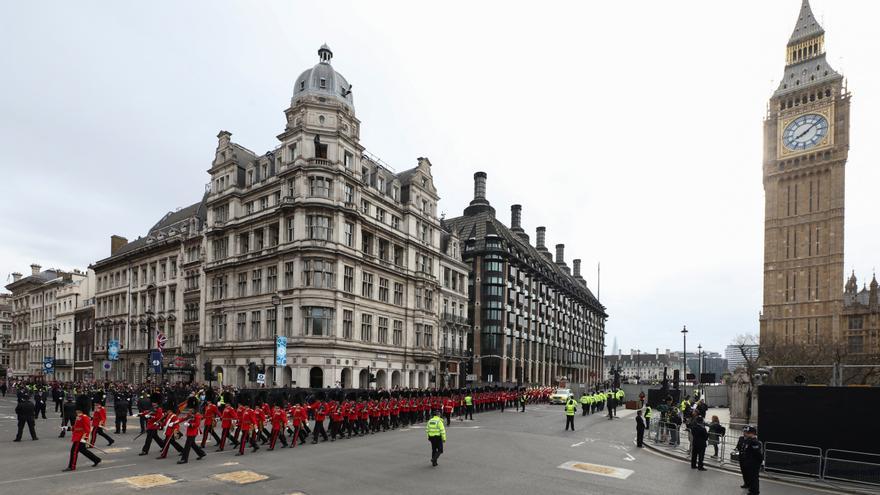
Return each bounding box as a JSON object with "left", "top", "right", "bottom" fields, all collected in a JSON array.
[{"left": 760, "top": 0, "right": 850, "bottom": 348}]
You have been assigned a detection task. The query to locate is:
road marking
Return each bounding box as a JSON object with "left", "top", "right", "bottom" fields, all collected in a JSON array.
[
  {"left": 448, "top": 426, "right": 481, "bottom": 429},
  {"left": 558, "top": 460, "right": 634, "bottom": 480},
  {"left": 624, "top": 453, "right": 635, "bottom": 462},
  {"left": 103, "top": 447, "right": 130, "bottom": 453},
  {"left": 212, "top": 470, "right": 269, "bottom": 484},
  {"left": 115, "top": 474, "right": 177, "bottom": 489},
  {"left": 571, "top": 441, "right": 585, "bottom": 447},
  {"left": 219, "top": 462, "right": 239, "bottom": 466},
  {"left": 0, "top": 463, "right": 137, "bottom": 485}
]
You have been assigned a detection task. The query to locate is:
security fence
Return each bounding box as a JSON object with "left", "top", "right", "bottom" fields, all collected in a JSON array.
[{"left": 646, "top": 415, "right": 880, "bottom": 488}]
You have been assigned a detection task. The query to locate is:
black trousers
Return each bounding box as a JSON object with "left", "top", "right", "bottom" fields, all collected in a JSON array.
[
  {"left": 269, "top": 428, "right": 288, "bottom": 448},
  {"left": 141, "top": 429, "right": 163, "bottom": 454},
  {"left": 429, "top": 436, "right": 443, "bottom": 462},
  {"left": 180, "top": 436, "right": 205, "bottom": 462},
  {"left": 565, "top": 415, "right": 575, "bottom": 431},
  {"left": 520, "top": 402, "right": 525, "bottom": 412},
  {"left": 68, "top": 442, "right": 100, "bottom": 469},
  {"left": 691, "top": 446, "right": 706, "bottom": 468},
  {"left": 35, "top": 402, "right": 46, "bottom": 419},
  {"left": 444, "top": 412, "right": 451, "bottom": 425},
  {"left": 312, "top": 421, "right": 328, "bottom": 442},
  {"left": 54, "top": 399, "right": 62, "bottom": 412},
  {"left": 16, "top": 418, "right": 37, "bottom": 440},
  {"left": 743, "top": 464, "right": 760, "bottom": 494},
  {"left": 115, "top": 414, "right": 127, "bottom": 433},
  {"left": 637, "top": 427, "right": 645, "bottom": 447},
  {"left": 466, "top": 406, "right": 474, "bottom": 420}
]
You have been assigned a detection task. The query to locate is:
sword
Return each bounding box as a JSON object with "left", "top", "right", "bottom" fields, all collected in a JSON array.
[
  {"left": 80, "top": 439, "right": 109, "bottom": 455},
  {"left": 131, "top": 431, "right": 145, "bottom": 443}
]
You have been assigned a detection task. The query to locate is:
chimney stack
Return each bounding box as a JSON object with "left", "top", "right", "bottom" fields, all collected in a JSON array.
[
  {"left": 555, "top": 244, "right": 565, "bottom": 264},
  {"left": 12, "top": 272, "right": 22, "bottom": 282},
  {"left": 473, "top": 171, "right": 487, "bottom": 201},
  {"left": 666, "top": 348, "right": 671, "bottom": 357},
  {"left": 111, "top": 235, "right": 129, "bottom": 256},
  {"left": 463, "top": 171, "right": 495, "bottom": 217},
  {"left": 510, "top": 204, "right": 522, "bottom": 230},
  {"left": 536, "top": 226, "right": 546, "bottom": 249},
  {"left": 573, "top": 259, "right": 582, "bottom": 277},
  {"left": 30, "top": 264, "right": 41, "bottom": 276},
  {"left": 656, "top": 348, "right": 659, "bottom": 361}
]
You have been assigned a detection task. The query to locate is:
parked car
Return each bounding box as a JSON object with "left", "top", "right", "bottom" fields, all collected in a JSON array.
[{"left": 548, "top": 388, "right": 573, "bottom": 405}]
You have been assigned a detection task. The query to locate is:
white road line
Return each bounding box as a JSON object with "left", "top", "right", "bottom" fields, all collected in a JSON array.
[
  {"left": 0, "top": 463, "right": 138, "bottom": 485},
  {"left": 571, "top": 441, "right": 585, "bottom": 447},
  {"left": 624, "top": 453, "right": 635, "bottom": 461}
]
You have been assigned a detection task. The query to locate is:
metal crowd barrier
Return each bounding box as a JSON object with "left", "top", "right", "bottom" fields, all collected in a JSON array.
[
  {"left": 763, "top": 442, "right": 822, "bottom": 478},
  {"left": 823, "top": 449, "right": 880, "bottom": 487}
]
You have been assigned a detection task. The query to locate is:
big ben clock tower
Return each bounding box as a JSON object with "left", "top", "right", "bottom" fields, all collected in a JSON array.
[{"left": 761, "top": 0, "right": 850, "bottom": 348}]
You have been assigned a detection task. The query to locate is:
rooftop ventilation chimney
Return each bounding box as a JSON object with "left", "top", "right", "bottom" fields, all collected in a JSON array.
[
  {"left": 555, "top": 244, "right": 565, "bottom": 264},
  {"left": 573, "top": 259, "right": 582, "bottom": 277},
  {"left": 463, "top": 171, "right": 495, "bottom": 217},
  {"left": 30, "top": 264, "right": 41, "bottom": 276},
  {"left": 511, "top": 204, "right": 522, "bottom": 230},
  {"left": 111, "top": 235, "right": 129, "bottom": 256},
  {"left": 12, "top": 272, "right": 22, "bottom": 282},
  {"left": 536, "top": 226, "right": 546, "bottom": 249}
]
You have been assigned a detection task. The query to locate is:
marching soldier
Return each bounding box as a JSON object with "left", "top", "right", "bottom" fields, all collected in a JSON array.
[
  {"left": 201, "top": 400, "right": 221, "bottom": 448},
  {"left": 268, "top": 404, "right": 288, "bottom": 450},
  {"left": 63, "top": 407, "right": 101, "bottom": 471},
  {"left": 236, "top": 406, "right": 259, "bottom": 456},
  {"left": 156, "top": 409, "right": 183, "bottom": 459},
  {"left": 216, "top": 403, "right": 238, "bottom": 451},
  {"left": 90, "top": 402, "right": 114, "bottom": 446},
  {"left": 177, "top": 409, "right": 205, "bottom": 464},
  {"left": 139, "top": 405, "right": 164, "bottom": 455}
]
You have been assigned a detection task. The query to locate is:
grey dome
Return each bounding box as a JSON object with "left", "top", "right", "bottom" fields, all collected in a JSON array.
[{"left": 292, "top": 45, "right": 354, "bottom": 108}]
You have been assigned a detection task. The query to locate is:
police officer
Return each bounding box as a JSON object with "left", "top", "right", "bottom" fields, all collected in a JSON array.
[
  {"left": 14, "top": 396, "right": 37, "bottom": 441},
  {"left": 635, "top": 410, "right": 645, "bottom": 447},
  {"left": 644, "top": 405, "right": 652, "bottom": 430},
  {"left": 738, "top": 426, "right": 763, "bottom": 494},
  {"left": 564, "top": 397, "right": 577, "bottom": 431},
  {"left": 464, "top": 392, "right": 474, "bottom": 420},
  {"left": 425, "top": 410, "right": 446, "bottom": 467},
  {"left": 579, "top": 391, "right": 590, "bottom": 416},
  {"left": 114, "top": 393, "right": 129, "bottom": 434},
  {"left": 59, "top": 395, "right": 76, "bottom": 438}
]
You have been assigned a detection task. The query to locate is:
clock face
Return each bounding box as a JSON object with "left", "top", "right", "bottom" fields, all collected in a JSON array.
[{"left": 783, "top": 114, "right": 829, "bottom": 151}]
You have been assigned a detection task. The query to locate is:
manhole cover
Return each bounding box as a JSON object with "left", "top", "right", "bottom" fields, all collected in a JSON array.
[
  {"left": 211, "top": 470, "right": 269, "bottom": 484},
  {"left": 116, "top": 474, "right": 177, "bottom": 488}
]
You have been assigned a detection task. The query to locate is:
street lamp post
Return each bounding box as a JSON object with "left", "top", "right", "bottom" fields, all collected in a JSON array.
[
  {"left": 635, "top": 349, "right": 640, "bottom": 385},
  {"left": 697, "top": 344, "right": 702, "bottom": 396},
  {"left": 52, "top": 326, "right": 58, "bottom": 381},
  {"left": 271, "top": 293, "right": 281, "bottom": 387},
  {"left": 681, "top": 325, "right": 688, "bottom": 394}
]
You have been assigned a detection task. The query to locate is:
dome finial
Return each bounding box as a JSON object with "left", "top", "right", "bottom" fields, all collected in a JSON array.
[{"left": 318, "top": 43, "right": 333, "bottom": 64}]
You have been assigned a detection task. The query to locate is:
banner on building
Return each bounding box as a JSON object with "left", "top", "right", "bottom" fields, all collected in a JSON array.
[
  {"left": 276, "top": 336, "right": 287, "bottom": 366},
  {"left": 43, "top": 356, "right": 54, "bottom": 375},
  {"left": 150, "top": 350, "right": 163, "bottom": 374},
  {"left": 156, "top": 333, "right": 167, "bottom": 351},
  {"left": 108, "top": 339, "right": 119, "bottom": 361}
]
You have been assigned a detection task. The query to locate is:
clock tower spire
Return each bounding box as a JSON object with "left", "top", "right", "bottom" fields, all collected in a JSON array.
[{"left": 760, "top": 0, "right": 850, "bottom": 350}]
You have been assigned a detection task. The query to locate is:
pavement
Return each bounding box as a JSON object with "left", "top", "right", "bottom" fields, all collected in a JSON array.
[{"left": 0, "top": 395, "right": 854, "bottom": 495}]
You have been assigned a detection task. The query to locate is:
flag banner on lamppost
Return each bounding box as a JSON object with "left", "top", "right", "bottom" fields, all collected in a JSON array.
[
  {"left": 43, "top": 356, "right": 54, "bottom": 374},
  {"left": 276, "top": 336, "right": 287, "bottom": 366},
  {"left": 150, "top": 350, "right": 163, "bottom": 374},
  {"left": 156, "top": 333, "right": 167, "bottom": 351},
  {"left": 108, "top": 339, "right": 119, "bottom": 361}
]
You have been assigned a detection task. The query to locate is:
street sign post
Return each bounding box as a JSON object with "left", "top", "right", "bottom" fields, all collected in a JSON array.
[
  {"left": 102, "top": 361, "right": 112, "bottom": 371},
  {"left": 256, "top": 373, "right": 266, "bottom": 385}
]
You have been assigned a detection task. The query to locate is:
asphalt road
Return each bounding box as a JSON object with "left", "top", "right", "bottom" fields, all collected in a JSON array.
[{"left": 0, "top": 395, "right": 843, "bottom": 495}]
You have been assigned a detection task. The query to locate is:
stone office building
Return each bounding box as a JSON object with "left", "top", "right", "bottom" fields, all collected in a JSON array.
[
  {"left": 438, "top": 227, "right": 472, "bottom": 388},
  {"left": 200, "top": 45, "right": 444, "bottom": 389},
  {"left": 445, "top": 174, "right": 607, "bottom": 386},
  {"left": 91, "top": 204, "right": 206, "bottom": 383}
]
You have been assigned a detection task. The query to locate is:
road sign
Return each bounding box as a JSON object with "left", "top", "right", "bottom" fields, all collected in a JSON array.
[
  {"left": 156, "top": 333, "right": 168, "bottom": 351},
  {"left": 256, "top": 373, "right": 266, "bottom": 385},
  {"left": 43, "top": 357, "right": 54, "bottom": 374},
  {"left": 102, "top": 361, "right": 112, "bottom": 371},
  {"left": 466, "top": 374, "right": 477, "bottom": 382},
  {"left": 173, "top": 356, "right": 186, "bottom": 368}
]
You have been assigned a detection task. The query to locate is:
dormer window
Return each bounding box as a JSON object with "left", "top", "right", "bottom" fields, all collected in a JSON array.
[{"left": 320, "top": 78, "right": 326, "bottom": 89}]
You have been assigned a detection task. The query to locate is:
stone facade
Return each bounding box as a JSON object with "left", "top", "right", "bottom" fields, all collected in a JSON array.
[
  {"left": 438, "top": 228, "right": 472, "bottom": 388},
  {"left": 90, "top": 204, "right": 206, "bottom": 382},
  {"left": 760, "top": 0, "right": 850, "bottom": 348},
  {"left": 4, "top": 265, "right": 89, "bottom": 378},
  {"left": 0, "top": 294, "right": 11, "bottom": 374},
  {"left": 201, "top": 46, "right": 444, "bottom": 390},
  {"left": 841, "top": 273, "right": 880, "bottom": 354},
  {"left": 53, "top": 269, "right": 94, "bottom": 381}
]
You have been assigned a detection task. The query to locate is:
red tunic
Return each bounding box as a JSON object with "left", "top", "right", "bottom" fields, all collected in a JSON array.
[{"left": 71, "top": 414, "right": 91, "bottom": 443}]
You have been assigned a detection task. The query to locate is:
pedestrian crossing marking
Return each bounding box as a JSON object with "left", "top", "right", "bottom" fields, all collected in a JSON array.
[
  {"left": 212, "top": 470, "right": 268, "bottom": 484},
  {"left": 557, "top": 461, "right": 634, "bottom": 480},
  {"left": 115, "top": 474, "right": 177, "bottom": 488}
]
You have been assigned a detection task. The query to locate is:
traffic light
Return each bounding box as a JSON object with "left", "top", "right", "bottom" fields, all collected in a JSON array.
[
  {"left": 248, "top": 362, "right": 257, "bottom": 382},
  {"left": 204, "top": 361, "right": 213, "bottom": 382},
  {"left": 367, "top": 366, "right": 376, "bottom": 383}
]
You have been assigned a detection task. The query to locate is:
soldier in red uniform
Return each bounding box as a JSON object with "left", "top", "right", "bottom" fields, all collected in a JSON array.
[
  {"left": 89, "top": 402, "right": 115, "bottom": 446},
  {"left": 201, "top": 400, "right": 220, "bottom": 448},
  {"left": 443, "top": 396, "right": 456, "bottom": 425},
  {"left": 63, "top": 407, "right": 101, "bottom": 471},
  {"left": 289, "top": 403, "right": 307, "bottom": 446},
  {"left": 217, "top": 403, "right": 238, "bottom": 451},
  {"left": 311, "top": 402, "right": 328, "bottom": 443},
  {"left": 157, "top": 409, "right": 184, "bottom": 459},
  {"left": 139, "top": 405, "right": 164, "bottom": 455},
  {"left": 328, "top": 402, "right": 342, "bottom": 441},
  {"left": 236, "top": 407, "right": 259, "bottom": 455},
  {"left": 178, "top": 409, "right": 206, "bottom": 464},
  {"left": 268, "top": 405, "right": 288, "bottom": 450}
]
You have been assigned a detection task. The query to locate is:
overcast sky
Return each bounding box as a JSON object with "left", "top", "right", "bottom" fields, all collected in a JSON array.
[{"left": 2, "top": 1, "right": 878, "bottom": 355}]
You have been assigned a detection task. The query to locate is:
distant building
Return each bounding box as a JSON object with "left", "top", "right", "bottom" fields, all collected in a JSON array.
[
  {"left": 0, "top": 294, "right": 11, "bottom": 374},
  {"left": 725, "top": 344, "right": 759, "bottom": 373},
  {"left": 604, "top": 348, "right": 688, "bottom": 384}
]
